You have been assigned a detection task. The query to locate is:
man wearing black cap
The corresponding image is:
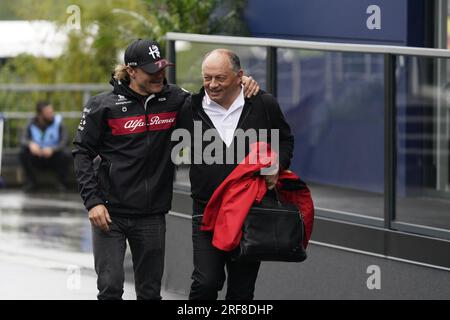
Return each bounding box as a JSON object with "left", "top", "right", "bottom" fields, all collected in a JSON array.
[{"left": 72, "top": 39, "right": 259, "bottom": 300}]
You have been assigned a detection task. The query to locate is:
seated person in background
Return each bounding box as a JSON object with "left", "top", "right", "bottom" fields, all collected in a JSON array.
[{"left": 20, "top": 101, "right": 70, "bottom": 192}]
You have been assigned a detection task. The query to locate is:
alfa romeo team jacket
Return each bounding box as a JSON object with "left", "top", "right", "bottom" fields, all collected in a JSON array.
[{"left": 73, "top": 77, "right": 189, "bottom": 216}]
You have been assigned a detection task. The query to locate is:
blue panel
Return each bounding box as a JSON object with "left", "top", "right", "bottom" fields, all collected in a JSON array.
[
  {"left": 277, "top": 52, "right": 385, "bottom": 193},
  {"left": 245, "top": 0, "right": 412, "bottom": 45},
  {"left": 244, "top": 1, "right": 429, "bottom": 194}
]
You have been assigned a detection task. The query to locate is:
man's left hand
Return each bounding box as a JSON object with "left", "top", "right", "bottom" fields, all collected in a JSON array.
[{"left": 242, "top": 76, "right": 260, "bottom": 98}]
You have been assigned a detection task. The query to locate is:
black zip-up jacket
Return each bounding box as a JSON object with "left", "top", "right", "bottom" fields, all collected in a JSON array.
[
  {"left": 73, "top": 77, "right": 189, "bottom": 216},
  {"left": 177, "top": 88, "right": 294, "bottom": 204}
]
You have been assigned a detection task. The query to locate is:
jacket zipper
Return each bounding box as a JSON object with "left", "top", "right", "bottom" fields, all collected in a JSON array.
[{"left": 143, "top": 94, "right": 155, "bottom": 213}]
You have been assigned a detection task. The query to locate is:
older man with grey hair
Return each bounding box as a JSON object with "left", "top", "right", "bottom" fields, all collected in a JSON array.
[{"left": 177, "top": 49, "right": 294, "bottom": 300}]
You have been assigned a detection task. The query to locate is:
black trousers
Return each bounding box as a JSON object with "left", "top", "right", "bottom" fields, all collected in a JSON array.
[
  {"left": 189, "top": 213, "right": 261, "bottom": 300},
  {"left": 92, "top": 214, "right": 166, "bottom": 300},
  {"left": 19, "top": 147, "right": 69, "bottom": 185}
]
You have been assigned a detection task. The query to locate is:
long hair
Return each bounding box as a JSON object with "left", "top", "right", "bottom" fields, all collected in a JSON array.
[{"left": 113, "top": 64, "right": 130, "bottom": 82}]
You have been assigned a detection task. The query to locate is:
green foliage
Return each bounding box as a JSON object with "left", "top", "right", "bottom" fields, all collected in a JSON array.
[
  {"left": 0, "top": 0, "right": 249, "bottom": 147},
  {"left": 0, "top": 0, "right": 20, "bottom": 20},
  {"left": 1, "top": 0, "right": 249, "bottom": 85}
]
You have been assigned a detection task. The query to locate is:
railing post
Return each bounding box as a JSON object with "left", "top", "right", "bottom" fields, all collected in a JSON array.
[
  {"left": 266, "top": 47, "right": 277, "bottom": 97},
  {"left": 0, "top": 114, "right": 4, "bottom": 177},
  {"left": 384, "top": 54, "right": 397, "bottom": 230},
  {"left": 166, "top": 39, "right": 176, "bottom": 84},
  {"left": 82, "top": 90, "right": 91, "bottom": 106}
]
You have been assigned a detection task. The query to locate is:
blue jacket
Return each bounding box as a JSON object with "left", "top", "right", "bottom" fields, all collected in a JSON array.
[
  {"left": 22, "top": 114, "right": 68, "bottom": 151},
  {"left": 30, "top": 114, "right": 62, "bottom": 148}
]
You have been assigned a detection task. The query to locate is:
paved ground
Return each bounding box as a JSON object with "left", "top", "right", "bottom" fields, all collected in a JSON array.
[
  {"left": 0, "top": 245, "right": 184, "bottom": 300},
  {"left": 0, "top": 190, "right": 186, "bottom": 300}
]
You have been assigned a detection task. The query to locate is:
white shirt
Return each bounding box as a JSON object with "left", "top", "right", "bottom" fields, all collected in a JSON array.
[{"left": 202, "top": 87, "right": 245, "bottom": 147}]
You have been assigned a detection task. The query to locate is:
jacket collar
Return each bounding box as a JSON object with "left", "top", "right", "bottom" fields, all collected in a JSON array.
[
  {"left": 110, "top": 76, "right": 170, "bottom": 102},
  {"left": 191, "top": 87, "right": 257, "bottom": 130}
]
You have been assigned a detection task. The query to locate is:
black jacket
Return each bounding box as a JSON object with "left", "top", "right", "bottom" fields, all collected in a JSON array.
[
  {"left": 73, "top": 77, "right": 189, "bottom": 216},
  {"left": 176, "top": 88, "right": 294, "bottom": 203}
]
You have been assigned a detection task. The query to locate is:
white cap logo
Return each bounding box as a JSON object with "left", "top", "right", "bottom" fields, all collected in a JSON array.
[{"left": 148, "top": 45, "right": 161, "bottom": 59}]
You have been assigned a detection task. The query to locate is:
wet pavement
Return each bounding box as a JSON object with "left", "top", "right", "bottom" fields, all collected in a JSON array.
[{"left": 0, "top": 190, "right": 185, "bottom": 300}]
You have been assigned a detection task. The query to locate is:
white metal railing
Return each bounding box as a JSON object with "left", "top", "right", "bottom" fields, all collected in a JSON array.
[
  {"left": 166, "top": 32, "right": 450, "bottom": 58},
  {"left": 165, "top": 32, "right": 450, "bottom": 241}
]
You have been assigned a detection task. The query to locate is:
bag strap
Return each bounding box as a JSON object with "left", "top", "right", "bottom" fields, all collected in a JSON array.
[{"left": 274, "top": 188, "right": 283, "bottom": 206}]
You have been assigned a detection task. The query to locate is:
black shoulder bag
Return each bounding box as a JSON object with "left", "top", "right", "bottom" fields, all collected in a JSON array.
[{"left": 234, "top": 94, "right": 307, "bottom": 262}]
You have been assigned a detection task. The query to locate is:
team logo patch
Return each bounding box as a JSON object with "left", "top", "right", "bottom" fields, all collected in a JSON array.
[
  {"left": 107, "top": 112, "right": 177, "bottom": 136},
  {"left": 78, "top": 107, "right": 91, "bottom": 131},
  {"left": 115, "top": 94, "right": 132, "bottom": 106},
  {"left": 148, "top": 45, "right": 161, "bottom": 59}
]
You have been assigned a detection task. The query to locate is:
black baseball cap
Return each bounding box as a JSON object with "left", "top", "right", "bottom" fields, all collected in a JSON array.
[{"left": 124, "top": 39, "right": 174, "bottom": 74}]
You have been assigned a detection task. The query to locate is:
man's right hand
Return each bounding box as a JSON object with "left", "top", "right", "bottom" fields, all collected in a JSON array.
[
  {"left": 29, "top": 142, "right": 42, "bottom": 157},
  {"left": 88, "top": 204, "right": 112, "bottom": 231},
  {"left": 41, "top": 147, "right": 54, "bottom": 158}
]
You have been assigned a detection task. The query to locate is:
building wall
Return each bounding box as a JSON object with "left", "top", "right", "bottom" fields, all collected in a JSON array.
[{"left": 164, "top": 212, "right": 450, "bottom": 299}]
